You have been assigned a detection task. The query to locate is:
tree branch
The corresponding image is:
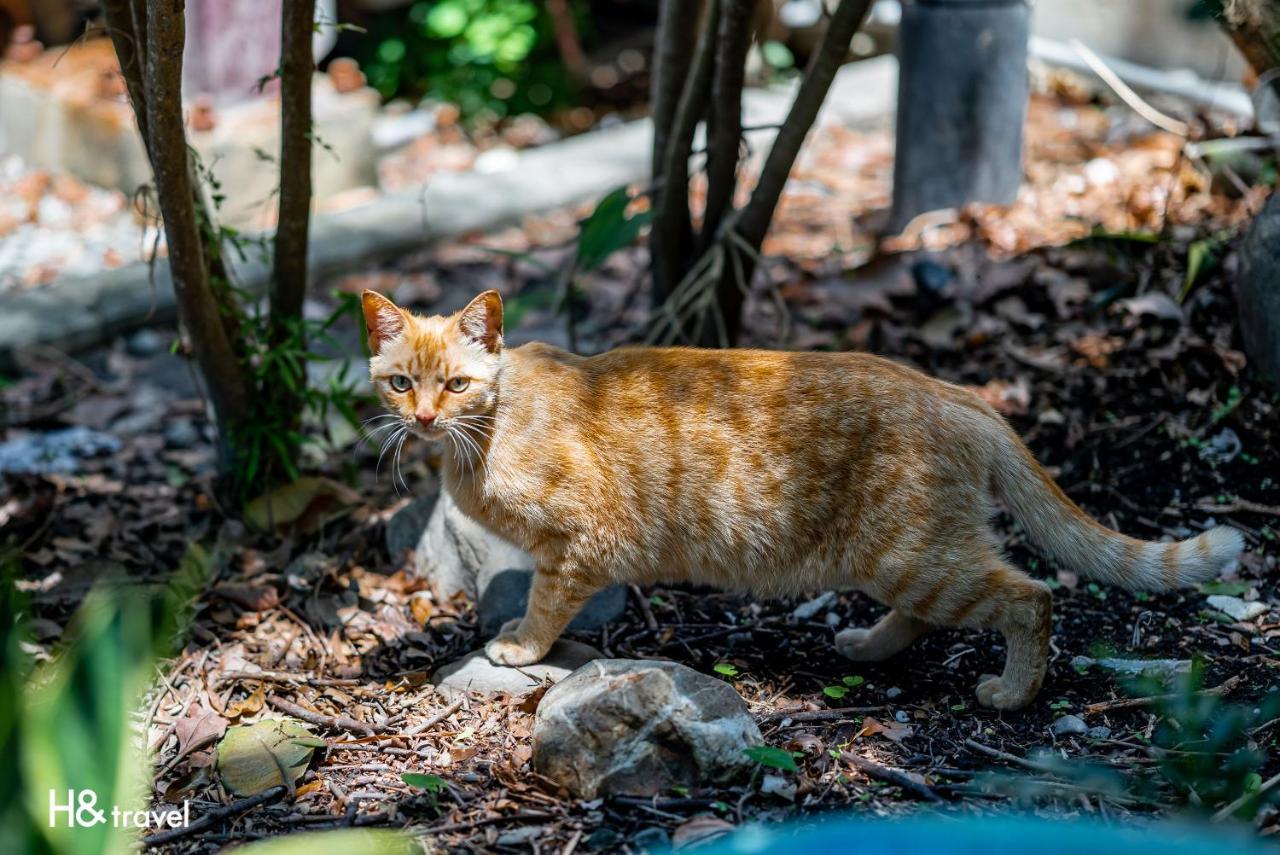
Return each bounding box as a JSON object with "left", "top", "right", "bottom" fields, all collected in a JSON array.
[
  {"left": 650, "top": 0, "right": 720, "bottom": 310},
  {"left": 143, "top": 0, "right": 249, "bottom": 447},
  {"left": 737, "top": 0, "right": 873, "bottom": 246},
  {"left": 271, "top": 0, "right": 315, "bottom": 352},
  {"left": 700, "top": 0, "right": 754, "bottom": 254},
  {"left": 650, "top": 0, "right": 702, "bottom": 180}
]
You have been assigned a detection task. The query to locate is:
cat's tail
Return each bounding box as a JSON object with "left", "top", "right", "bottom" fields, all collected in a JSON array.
[{"left": 989, "top": 427, "right": 1242, "bottom": 591}]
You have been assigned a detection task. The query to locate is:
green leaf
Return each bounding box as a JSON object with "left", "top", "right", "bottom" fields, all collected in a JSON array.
[
  {"left": 1199, "top": 579, "right": 1252, "bottom": 597},
  {"left": 574, "top": 186, "right": 652, "bottom": 273},
  {"left": 744, "top": 745, "right": 798, "bottom": 773},
  {"left": 1179, "top": 238, "right": 1221, "bottom": 302},
  {"left": 713, "top": 662, "right": 739, "bottom": 678},
  {"left": 401, "top": 772, "right": 446, "bottom": 793},
  {"left": 761, "top": 40, "right": 794, "bottom": 70},
  {"left": 842, "top": 675, "right": 864, "bottom": 688},
  {"left": 823, "top": 686, "right": 848, "bottom": 699},
  {"left": 216, "top": 718, "right": 321, "bottom": 796},
  {"left": 245, "top": 476, "right": 359, "bottom": 534}
]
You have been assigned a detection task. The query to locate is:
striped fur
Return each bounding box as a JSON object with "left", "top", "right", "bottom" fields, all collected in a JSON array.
[{"left": 363, "top": 290, "right": 1244, "bottom": 711}]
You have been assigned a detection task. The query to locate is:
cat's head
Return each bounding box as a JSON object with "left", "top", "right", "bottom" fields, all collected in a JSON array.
[{"left": 361, "top": 289, "right": 503, "bottom": 441}]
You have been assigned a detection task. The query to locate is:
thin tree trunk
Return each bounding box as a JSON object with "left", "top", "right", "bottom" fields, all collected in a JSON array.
[
  {"left": 650, "top": 0, "right": 702, "bottom": 181},
  {"left": 704, "top": 0, "right": 874, "bottom": 346},
  {"left": 700, "top": 0, "right": 754, "bottom": 254},
  {"left": 737, "top": 0, "right": 874, "bottom": 247},
  {"left": 651, "top": 0, "right": 720, "bottom": 311},
  {"left": 271, "top": 0, "right": 314, "bottom": 351},
  {"left": 1216, "top": 0, "right": 1280, "bottom": 81},
  {"left": 101, "top": 0, "right": 151, "bottom": 148},
  {"left": 143, "top": 0, "right": 250, "bottom": 454}
]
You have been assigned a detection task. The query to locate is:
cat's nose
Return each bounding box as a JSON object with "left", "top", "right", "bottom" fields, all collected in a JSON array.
[{"left": 416, "top": 412, "right": 436, "bottom": 429}]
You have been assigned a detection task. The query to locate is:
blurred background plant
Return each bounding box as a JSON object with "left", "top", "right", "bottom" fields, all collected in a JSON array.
[{"left": 349, "top": 0, "right": 587, "bottom": 120}]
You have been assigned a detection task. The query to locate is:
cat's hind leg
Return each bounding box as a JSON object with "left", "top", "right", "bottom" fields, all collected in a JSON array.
[
  {"left": 835, "top": 610, "right": 931, "bottom": 662},
  {"left": 935, "top": 557, "right": 1052, "bottom": 711}
]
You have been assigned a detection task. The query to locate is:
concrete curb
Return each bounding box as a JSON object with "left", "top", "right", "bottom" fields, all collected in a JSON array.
[{"left": 0, "top": 56, "right": 899, "bottom": 368}]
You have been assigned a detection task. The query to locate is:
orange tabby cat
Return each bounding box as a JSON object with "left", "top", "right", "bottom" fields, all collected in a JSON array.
[{"left": 363, "top": 289, "right": 1242, "bottom": 711}]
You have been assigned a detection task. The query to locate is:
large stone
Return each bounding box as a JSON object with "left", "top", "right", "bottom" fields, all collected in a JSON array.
[
  {"left": 432, "top": 639, "right": 601, "bottom": 699},
  {"left": 1239, "top": 191, "right": 1280, "bottom": 387},
  {"left": 478, "top": 569, "right": 627, "bottom": 637},
  {"left": 415, "top": 488, "right": 626, "bottom": 632},
  {"left": 532, "top": 659, "right": 763, "bottom": 799}
]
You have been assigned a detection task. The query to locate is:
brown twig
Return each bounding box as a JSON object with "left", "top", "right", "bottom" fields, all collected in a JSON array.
[
  {"left": 761, "top": 705, "right": 883, "bottom": 724},
  {"left": 421, "top": 810, "right": 551, "bottom": 837},
  {"left": 630, "top": 584, "right": 659, "bottom": 632},
  {"left": 1196, "top": 499, "right": 1280, "bottom": 518},
  {"left": 964, "top": 738, "right": 1061, "bottom": 774},
  {"left": 217, "top": 670, "right": 360, "bottom": 688},
  {"left": 1083, "top": 674, "right": 1244, "bottom": 715},
  {"left": 267, "top": 696, "right": 377, "bottom": 737},
  {"left": 142, "top": 786, "right": 286, "bottom": 848},
  {"left": 840, "top": 751, "right": 943, "bottom": 803},
  {"left": 404, "top": 698, "right": 465, "bottom": 735}
]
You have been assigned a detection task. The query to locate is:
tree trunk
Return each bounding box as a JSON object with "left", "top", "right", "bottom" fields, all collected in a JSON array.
[
  {"left": 1214, "top": 0, "right": 1280, "bottom": 86},
  {"left": 271, "top": 0, "right": 314, "bottom": 350},
  {"left": 143, "top": 0, "right": 250, "bottom": 460},
  {"left": 701, "top": 0, "right": 875, "bottom": 346},
  {"left": 700, "top": 0, "right": 755, "bottom": 255},
  {"left": 650, "top": 0, "right": 719, "bottom": 311}
]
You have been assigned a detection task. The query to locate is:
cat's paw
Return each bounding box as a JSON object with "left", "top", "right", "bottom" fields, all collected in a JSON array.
[
  {"left": 484, "top": 632, "right": 545, "bottom": 667},
  {"left": 834, "top": 627, "right": 881, "bottom": 662},
  {"left": 975, "top": 674, "right": 1033, "bottom": 711}
]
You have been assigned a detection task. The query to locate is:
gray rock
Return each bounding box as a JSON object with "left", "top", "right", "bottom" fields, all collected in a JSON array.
[
  {"left": 1086, "top": 726, "right": 1112, "bottom": 740},
  {"left": 532, "top": 659, "right": 762, "bottom": 798},
  {"left": 1052, "top": 714, "right": 1088, "bottom": 737},
  {"left": 416, "top": 487, "right": 625, "bottom": 631},
  {"left": 885, "top": 687, "right": 903, "bottom": 700},
  {"left": 1071, "top": 656, "right": 1191, "bottom": 679},
  {"left": 432, "top": 639, "right": 601, "bottom": 699},
  {"left": 792, "top": 591, "right": 836, "bottom": 621},
  {"left": 1206, "top": 594, "right": 1269, "bottom": 623},
  {"left": 415, "top": 487, "right": 532, "bottom": 599},
  {"left": 385, "top": 491, "right": 438, "bottom": 560},
  {"left": 587, "top": 828, "right": 625, "bottom": 851},
  {"left": 478, "top": 568, "right": 626, "bottom": 637},
  {"left": 0, "top": 426, "right": 119, "bottom": 474},
  {"left": 1239, "top": 191, "right": 1280, "bottom": 386},
  {"left": 631, "top": 828, "right": 671, "bottom": 853},
  {"left": 163, "top": 418, "right": 199, "bottom": 449},
  {"left": 125, "top": 328, "right": 165, "bottom": 357}
]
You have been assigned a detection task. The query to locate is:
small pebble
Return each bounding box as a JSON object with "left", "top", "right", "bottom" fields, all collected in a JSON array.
[
  {"left": 164, "top": 418, "right": 199, "bottom": 449},
  {"left": 125, "top": 328, "right": 164, "bottom": 357},
  {"left": 894, "top": 710, "right": 910, "bottom": 723},
  {"left": 632, "top": 827, "right": 671, "bottom": 852},
  {"left": 885, "top": 687, "right": 903, "bottom": 699},
  {"left": 1086, "top": 726, "right": 1112, "bottom": 740},
  {"left": 1051, "top": 714, "right": 1088, "bottom": 737}
]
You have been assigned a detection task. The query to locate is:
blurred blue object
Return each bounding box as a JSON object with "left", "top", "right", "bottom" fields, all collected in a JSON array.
[{"left": 697, "top": 815, "right": 1265, "bottom": 855}]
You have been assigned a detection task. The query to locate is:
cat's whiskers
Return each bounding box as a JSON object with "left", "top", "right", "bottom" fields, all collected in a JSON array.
[
  {"left": 392, "top": 428, "right": 410, "bottom": 495},
  {"left": 375, "top": 424, "right": 407, "bottom": 482}
]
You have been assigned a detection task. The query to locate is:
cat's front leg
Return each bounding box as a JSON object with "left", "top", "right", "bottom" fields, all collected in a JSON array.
[{"left": 484, "top": 566, "right": 599, "bottom": 666}]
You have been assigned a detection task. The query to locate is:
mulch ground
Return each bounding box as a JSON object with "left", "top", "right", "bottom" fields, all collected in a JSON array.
[{"left": 3, "top": 86, "right": 1279, "bottom": 852}]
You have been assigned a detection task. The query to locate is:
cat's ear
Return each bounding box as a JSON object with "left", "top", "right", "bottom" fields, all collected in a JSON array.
[
  {"left": 361, "top": 290, "right": 407, "bottom": 355},
  {"left": 457, "top": 290, "right": 503, "bottom": 353}
]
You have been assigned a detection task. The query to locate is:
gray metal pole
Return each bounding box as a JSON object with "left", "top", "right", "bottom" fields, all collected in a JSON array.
[{"left": 890, "top": 0, "right": 1031, "bottom": 232}]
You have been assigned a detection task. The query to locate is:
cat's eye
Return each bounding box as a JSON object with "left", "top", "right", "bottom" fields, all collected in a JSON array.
[
  {"left": 446, "top": 377, "right": 470, "bottom": 393},
  {"left": 388, "top": 375, "right": 412, "bottom": 393}
]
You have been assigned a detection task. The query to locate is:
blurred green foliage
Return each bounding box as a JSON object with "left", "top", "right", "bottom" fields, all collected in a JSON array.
[{"left": 354, "top": 0, "right": 583, "bottom": 119}]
